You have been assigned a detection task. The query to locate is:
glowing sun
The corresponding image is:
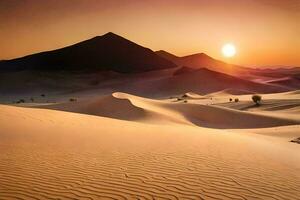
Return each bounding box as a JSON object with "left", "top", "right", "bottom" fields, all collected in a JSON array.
[{"left": 222, "top": 43, "right": 236, "bottom": 57}]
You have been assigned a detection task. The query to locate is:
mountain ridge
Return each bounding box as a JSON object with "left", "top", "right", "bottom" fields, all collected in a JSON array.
[
  {"left": 156, "top": 50, "right": 250, "bottom": 75},
  {"left": 0, "top": 32, "right": 176, "bottom": 73}
]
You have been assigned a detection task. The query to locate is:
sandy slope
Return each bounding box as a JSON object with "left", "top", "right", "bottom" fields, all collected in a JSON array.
[
  {"left": 1, "top": 90, "right": 300, "bottom": 199},
  {"left": 38, "top": 92, "right": 300, "bottom": 129},
  {"left": 0, "top": 104, "right": 300, "bottom": 200},
  {"left": 0, "top": 67, "right": 288, "bottom": 103}
]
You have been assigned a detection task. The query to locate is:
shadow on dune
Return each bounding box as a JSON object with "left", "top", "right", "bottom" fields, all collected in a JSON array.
[
  {"left": 40, "top": 94, "right": 148, "bottom": 121},
  {"left": 36, "top": 92, "right": 300, "bottom": 129},
  {"left": 160, "top": 102, "right": 300, "bottom": 129}
]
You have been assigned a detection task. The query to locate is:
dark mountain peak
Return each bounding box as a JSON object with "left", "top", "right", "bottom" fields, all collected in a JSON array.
[
  {"left": 1, "top": 32, "right": 176, "bottom": 73},
  {"left": 92, "top": 32, "right": 119, "bottom": 39},
  {"left": 76, "top": 32, "right": 132, "bottom": 47},
  {"left": 97, "top": 32, "right": 125, "bottom": 40},
  {"left": 104, "top": 31, "right": 117, "bottom": 36}
]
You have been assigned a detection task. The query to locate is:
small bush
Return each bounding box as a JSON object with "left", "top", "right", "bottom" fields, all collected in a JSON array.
[
  {"left": 252, "top": 95, "right": 262, "bottom": 105},
  {"left": 17, "top": 99, "right": 25, "bottom": 104},
  {"left": 69, "top": 98, "right": 77, "bottom": 102},
  {"left": 229, "top": 98, "right": 232, "bottom": 102},
  {"left": 182, "top": 94, "right": 188, "bottom": 98},
  {"left": 183, "top": 100, "right": 188, "bottom": 103},
  {"left": 234, "top": 98, "right": 239, "bottom": 102},
  {"left": 41, "top": 94, "right": 45, "bottom": 97}
]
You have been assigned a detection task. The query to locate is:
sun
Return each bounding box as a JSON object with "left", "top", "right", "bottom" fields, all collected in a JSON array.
[{"left": 222, "top": 43, "right": 236, "bottom": 57}]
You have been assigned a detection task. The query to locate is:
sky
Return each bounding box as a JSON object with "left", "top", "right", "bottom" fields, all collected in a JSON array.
[{"left": 0, "top": 0, "right": 299, "bottom": 66}]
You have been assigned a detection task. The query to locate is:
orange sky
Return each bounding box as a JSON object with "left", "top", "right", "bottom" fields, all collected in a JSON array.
[{"left": 0, "top": 0, "right": 299, "bottom": 66}]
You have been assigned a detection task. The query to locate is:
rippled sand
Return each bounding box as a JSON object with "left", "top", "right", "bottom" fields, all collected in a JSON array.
[{"left": 0, "top": 91, "right": 300, "bottom": 199}]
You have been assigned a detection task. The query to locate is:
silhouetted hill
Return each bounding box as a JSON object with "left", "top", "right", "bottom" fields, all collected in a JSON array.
[
  {"left": 0, "top": 32, "right": 176, "bottom": 73},
  {"left": 156, "top": 50, "right": 250, "bottom": 75},
  {"left": 156, "top": 50, "right": 179, "bottom": 62}
]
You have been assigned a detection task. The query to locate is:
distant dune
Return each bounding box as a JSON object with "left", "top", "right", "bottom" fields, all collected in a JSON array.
[
  {"left": 265, "top": 75, "right": 300, "bottom": 90},
  {"left": 124, "top": 68, "right": 288, "bottom": 98},
  {"left": 0, "top": 67, "right": 290, "bottom": 102}
]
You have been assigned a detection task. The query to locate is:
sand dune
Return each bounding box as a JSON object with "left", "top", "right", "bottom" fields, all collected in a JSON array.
[
  {"left": 0, "top": 104, "right": 300, "bottom": 199},
  {"left": 216, "top": 91, "right": 300, "bottom": 114},
  {"left": 184, "top": 92, "right": 206, "bottom": 99},
  {"left": 36, "top": 92, "right": 300, "bottom": 129},
  {"left": 207, "top": 88, "right": 256, "bottom": 96},
  {"left": 39, "top": 93, "right": 188, "bottom": 125},
  {"left": 123, "top": 68, "right": 287, "bottom": 98},
  {"left": 162, "top": 102, "right": 300, "bottom": 128},
  {"left": 43, "top": 94, "right": 148, "bottom": 121},
  {"left": 0, "top": 65, "right": 293, "bottom": 104},
  {"left": 1, "top": 88, "right": 300, "bottom": 199},
  {"left": 266, "top": 76, "right": 300, "bottom": 90}
]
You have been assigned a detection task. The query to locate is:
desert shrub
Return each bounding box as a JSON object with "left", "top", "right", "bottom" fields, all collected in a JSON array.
[
  {"left": 291, "top": 137, "right": 300, "bottom": 144},
  {"left": 182, "top": 94, "right": 188, "bottom": 98},
  {"left": 229, "top": 98, "right": 232, "bottom": 102},
  {"left": 69, "top": 98, "right": 77, "bottom": 102},
  {"left": 41, "top": 94, "right": 45, "bottom": 97},
  {"left": 252, "top": 95, "right": 262, "bottom": 105},
  {"left": 183, "top": 100, "right": 188, "bottom": 103},
  {"left": 234, "top": 98, "right": 239, "bottom": 102},
  {"left": 17, "top": 99, "right": 25, "bottom": 103}
]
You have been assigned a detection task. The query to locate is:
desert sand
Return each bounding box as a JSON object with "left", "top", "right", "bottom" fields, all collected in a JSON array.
[{"left": 1, "top": 89, "right": 300, "bottom": 199}]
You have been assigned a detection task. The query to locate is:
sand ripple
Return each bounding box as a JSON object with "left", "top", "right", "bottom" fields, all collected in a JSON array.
[{"left": 0, "top": 104, "right": 299, "bottom": 200}]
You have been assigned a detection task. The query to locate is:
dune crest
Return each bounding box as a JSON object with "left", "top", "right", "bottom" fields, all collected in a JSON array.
[{"left": 36, "top": 92, "right": 300, "bottom": 129}]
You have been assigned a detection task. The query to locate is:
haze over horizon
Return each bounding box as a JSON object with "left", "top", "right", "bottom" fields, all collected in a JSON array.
[{"left": 1, "top": 0, "right": 299, "bottom": 67}]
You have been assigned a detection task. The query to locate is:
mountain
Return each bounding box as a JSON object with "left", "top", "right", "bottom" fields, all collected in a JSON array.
[
  {"left": 156, "top": 50, "right": 250, "bottom": 75},
  {"left": 0, "top": 32, "right": 176, "bottom": 73},
  {"left": 155, "top": 50, "right": 179, "bottom": 62}
]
